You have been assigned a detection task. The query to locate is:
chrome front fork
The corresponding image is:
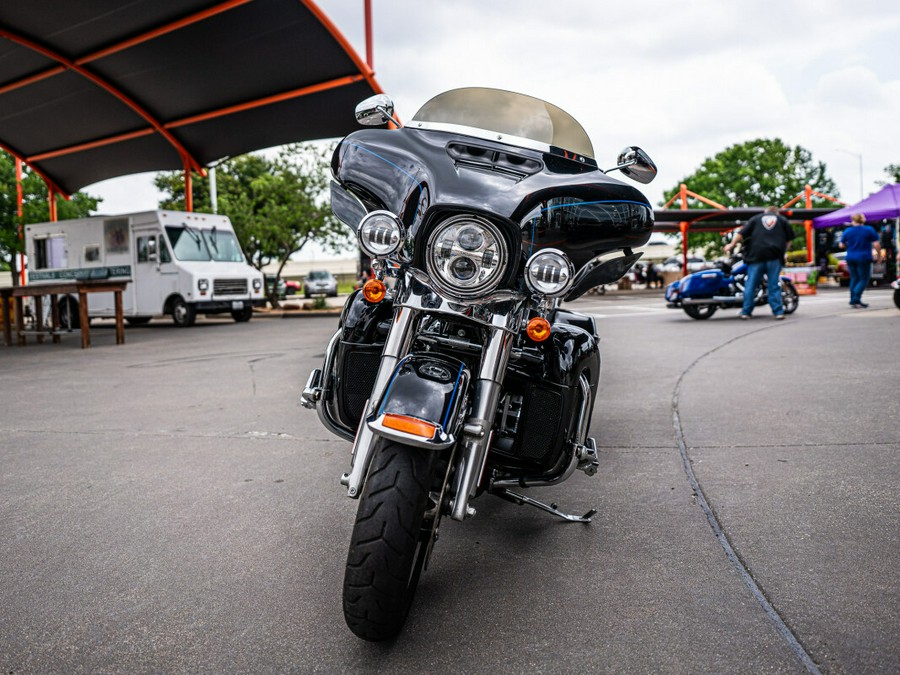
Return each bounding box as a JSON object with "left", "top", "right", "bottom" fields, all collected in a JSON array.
[
  {"left": 340, "top": 304, "right": 416, "bottom": 497},
  {"left": 339, "top": 304, "right": 515, "bottom": 523},
  {"left": 448, "top": 327, "right": 512, "bottom": 521}
]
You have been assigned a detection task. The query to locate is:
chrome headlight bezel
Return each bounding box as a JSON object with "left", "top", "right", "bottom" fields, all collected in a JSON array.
[
  {"left": 424, "top": 215, "right": 509, "bottom": 299},
  {"left": 357, "top": 210, "right": 406, "bottom": 258},
  {"left": 524, "top": 248, "right": 574, "bottom": 298}
]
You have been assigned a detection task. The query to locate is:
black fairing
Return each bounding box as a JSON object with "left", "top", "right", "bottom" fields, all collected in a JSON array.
[{"left": 332, "top": 127, "right": 653, "bottom": 269}]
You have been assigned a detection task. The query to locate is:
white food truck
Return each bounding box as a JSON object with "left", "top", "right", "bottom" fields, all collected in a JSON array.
[{"left": 25, "top": 210, "right": 264, "bottom": 327}]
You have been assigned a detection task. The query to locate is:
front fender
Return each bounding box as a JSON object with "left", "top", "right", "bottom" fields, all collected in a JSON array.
[{"left": 367, "top": 354, "right": 470, "bottom": 450}]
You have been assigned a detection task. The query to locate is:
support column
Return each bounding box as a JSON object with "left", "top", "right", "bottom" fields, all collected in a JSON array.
[
  {"left": 16, "top": 158, "right": 25, "bottom": 285},
  {"left": 184, "top": 165, "right": 193, "bottom": 212}
]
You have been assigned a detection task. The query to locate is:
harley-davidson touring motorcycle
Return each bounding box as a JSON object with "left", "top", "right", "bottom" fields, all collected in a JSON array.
[
  {"left": 301, "top": 87, "right": 657, "bottom": 641},
  {"left": 664, "top": 254, "right": 800, "bottom": 320}
]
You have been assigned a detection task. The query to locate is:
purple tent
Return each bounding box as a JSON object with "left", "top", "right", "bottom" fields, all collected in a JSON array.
[{"left": 813, "top": 184, "right": 900, "bottom": 228}]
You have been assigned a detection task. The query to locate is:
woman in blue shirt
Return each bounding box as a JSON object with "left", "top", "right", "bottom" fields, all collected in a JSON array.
[{"left": 840, "top": 213, "right": 881, "bottom": 308}]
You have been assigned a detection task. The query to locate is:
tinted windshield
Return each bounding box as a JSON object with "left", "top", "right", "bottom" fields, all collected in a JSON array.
[
  {"left": 165, "top": 225, "right": 244, "bottom": 262},
  {"left": 410, "top": 87, "right": 594, "bottom": 159}
]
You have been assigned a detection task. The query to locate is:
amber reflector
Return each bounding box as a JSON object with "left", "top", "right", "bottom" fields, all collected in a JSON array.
[
  {"left": 526, "top": 317, "right": 551, "bottom": 342},
  {"left": 382, "top": 413, "right": 437, "bottom": 439},
  {"left": 362, "top": 278, "right": 386, "bottom": 303}
]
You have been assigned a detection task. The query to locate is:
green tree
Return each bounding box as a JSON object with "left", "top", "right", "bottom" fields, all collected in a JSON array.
[
  {"left": 155, "top": 144, "right": 349, "bottom": 305},
  {"left": 662, "top": 139, "right": 839, "bottom": 258},
  {"left": 877, "top": 164, "right": 900, "bottom": 186},
  {"left": 1, "top": 151, "right": 100, "bottom": 285}
]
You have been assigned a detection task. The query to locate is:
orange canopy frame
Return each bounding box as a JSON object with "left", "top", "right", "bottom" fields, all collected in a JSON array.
[{"left": 657, "top": 183, "right": 844, "bottom": 275}]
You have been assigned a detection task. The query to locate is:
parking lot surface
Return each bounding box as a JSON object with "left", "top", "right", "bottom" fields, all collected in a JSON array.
[{"left": 1, "top": 287, "right": 897, "bottom": 673}]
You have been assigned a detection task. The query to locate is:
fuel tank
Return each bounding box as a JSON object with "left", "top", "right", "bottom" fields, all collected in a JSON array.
[{"left": 332, "top": 127, "right": 653, "bottom": 269}]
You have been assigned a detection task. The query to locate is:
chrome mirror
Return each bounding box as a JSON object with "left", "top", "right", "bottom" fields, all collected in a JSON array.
[
  {"left": 355, "top": 94, "right": 399, "bottom": 127},
  {"left": 605, "top": 146, "right": 657, "bottom": 184}
]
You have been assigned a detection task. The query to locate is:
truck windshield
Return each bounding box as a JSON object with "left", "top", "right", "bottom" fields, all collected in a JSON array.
[
  {"left": 202, "top": 227, "right": 246, "bottom": 263},
  {"left": 165, "top": 225, "right": 245, "bottom": 262}
]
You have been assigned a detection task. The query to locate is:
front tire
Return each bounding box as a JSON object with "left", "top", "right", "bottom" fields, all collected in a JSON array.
[
  {"left": 171, "top": 298, "right": 196, "bottom": 327},
  {"left": 343, "top": 442, "right": 438, "bottom": 641},
  {"left": 893, "top": 286, "right": 900, "bottom": 310},
  {"left": 231, "top": 306, "right": 253, "bottom": 322},
  {"left": 684, "top": 304, "right": 717, "bottom": 320},
  {"left": 781, "top": 281, "right": 799, "bottom": 314}
]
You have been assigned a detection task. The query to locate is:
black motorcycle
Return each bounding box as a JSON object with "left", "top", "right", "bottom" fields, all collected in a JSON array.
[{"left": 301, "top": 87, "right": 656, "bottom": 641}]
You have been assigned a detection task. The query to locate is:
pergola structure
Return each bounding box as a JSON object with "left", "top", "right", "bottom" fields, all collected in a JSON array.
[
  {"left": 0, "top": 0, "right": 383, "bottom": 213},
  {"left": 654, "top": 183, "right": 844, "bottom": 274}
]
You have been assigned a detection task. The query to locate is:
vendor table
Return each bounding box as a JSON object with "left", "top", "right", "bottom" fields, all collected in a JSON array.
[{"left": 1, "top": 280, "right": 128, "bottom": 348}]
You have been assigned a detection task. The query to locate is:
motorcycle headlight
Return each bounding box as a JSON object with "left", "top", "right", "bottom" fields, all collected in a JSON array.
[
  {"left": 357, "top": 210, "right": 405, "bottom": 258},
  {"left": 425, "top": 215, "right": 508, "bottom": 298},
  {"left": 525, "top": 249, "right": 574, "bottom": 297}
]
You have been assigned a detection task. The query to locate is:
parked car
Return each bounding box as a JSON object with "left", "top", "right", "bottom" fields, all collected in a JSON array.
[
  {"left": 265, "top": 274, "right": 286, "bottom": 299},
  {"left": 661, "top": 256, "right": 710, "bottom": 273},
  {"left": 284, "top": 279, "right": 300, "bottom": 295},
  {"left": 832, "top": 251, "right": 886, "bottom": 287},
  {"left": 303, "top": 269, "right": 338, "bottom": 297}
]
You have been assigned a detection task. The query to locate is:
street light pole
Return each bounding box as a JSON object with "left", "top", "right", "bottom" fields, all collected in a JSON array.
[{"left": 836, "top": 148, "right": 864, "bottom": 201}]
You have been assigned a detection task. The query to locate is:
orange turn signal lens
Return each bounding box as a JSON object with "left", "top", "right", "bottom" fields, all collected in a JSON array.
[
  {"left": 526, "top": 317, "right": 551, "bottom": 342},
  {"left": 382, "top": 413, "right": 438, "bottom": 439},
  {"left": 362, "top": 278, "right": 386, "bottom": 303}
]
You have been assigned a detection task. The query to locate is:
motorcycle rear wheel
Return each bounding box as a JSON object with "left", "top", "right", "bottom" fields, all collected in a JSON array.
[
  {"left": 683, "top": 304, "right": 717, "bottom": 320},
  {"left": 343, "top": 441, "right": 439, "bottom": 641}
]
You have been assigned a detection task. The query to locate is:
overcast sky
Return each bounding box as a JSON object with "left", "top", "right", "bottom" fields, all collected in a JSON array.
[{"left": 90, "top": 0, "right": 899, "bottom": 238}]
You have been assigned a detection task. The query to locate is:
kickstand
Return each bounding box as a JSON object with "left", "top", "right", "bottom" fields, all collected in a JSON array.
[{"left": 493, "top": 488, "right": 596, "bottom": 523}]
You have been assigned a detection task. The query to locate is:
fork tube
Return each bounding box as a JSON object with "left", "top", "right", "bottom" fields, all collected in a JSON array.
[
  {"left": 450, "top": 327, "right": 514, "bottom": 521},
  {"left": 341, "top": 305, "right": 416, "bottom": 497}
]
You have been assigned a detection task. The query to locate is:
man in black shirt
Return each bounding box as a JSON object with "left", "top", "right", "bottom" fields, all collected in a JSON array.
[{"left": 724, "top": 206, "right": 794, "bottom": 319}]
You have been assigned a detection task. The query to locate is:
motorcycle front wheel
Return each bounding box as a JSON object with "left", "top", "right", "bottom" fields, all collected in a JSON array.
[
  {"left": 781, "top": 281, "right": 799, "bottom": 314},
  {"left": 683, "top": 304, "right": 717, "bottom": 320},
  {"left": 343, "top": 441, "right": 439, "bottom": 641}
]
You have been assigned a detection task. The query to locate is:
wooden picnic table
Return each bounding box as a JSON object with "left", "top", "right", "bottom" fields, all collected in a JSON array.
[{"left": 1, "top": 280, "right": 128, "bottom": 348}]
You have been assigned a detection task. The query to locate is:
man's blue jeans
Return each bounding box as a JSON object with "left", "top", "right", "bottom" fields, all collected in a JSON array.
[
  {"left": 847, "top": 259, "right": 871, "bottom": 304},
  {"left": 742, "top": 258, "right": 783, "bottom": 316}
]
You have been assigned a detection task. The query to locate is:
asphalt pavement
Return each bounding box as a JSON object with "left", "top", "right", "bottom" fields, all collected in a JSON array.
[{"left": 0, "top": 286, "right": 897, "bottom": 673}]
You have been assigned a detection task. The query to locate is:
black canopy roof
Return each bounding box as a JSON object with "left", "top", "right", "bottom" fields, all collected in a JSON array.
[{"left": 0, "top": 0, "right": 383, "bottom": 195}]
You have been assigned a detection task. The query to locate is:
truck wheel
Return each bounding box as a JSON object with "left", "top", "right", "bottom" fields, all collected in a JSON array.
[
  {"left": 684, "top": 304, "right": 717, "bottom": 320},
  {"left": 58, "top": 296, "right": 80, "bottom": 329},
  {"left": 231, "top": 306, "right": 253, "bottom": 322},
  {"left": 343, "top": 442, "right": 439, "bottom": 641},
  {"left": 171, "top": 298, "right": 196, "bottom": 327}
]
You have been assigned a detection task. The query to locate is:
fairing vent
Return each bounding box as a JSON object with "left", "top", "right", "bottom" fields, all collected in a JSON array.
[
  {"left": 516, "top": 387, "right": 564, "bottom": 460},
  {"left": 446, "top": 143, "right": 542, "bottom": 180},
  {"left": 340, "top": 348, "right": 381, "bottom": 424},
  {"left": 213, "top": 279, "right": 248, "bottom": 296}
]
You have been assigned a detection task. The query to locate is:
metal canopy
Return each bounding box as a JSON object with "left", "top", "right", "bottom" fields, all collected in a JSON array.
[
  {"left": 652, "top": 207, "right": 838, "bottom": 234},
  {"left": 0, "top": 0, "right": 383, "bottom": 196}
]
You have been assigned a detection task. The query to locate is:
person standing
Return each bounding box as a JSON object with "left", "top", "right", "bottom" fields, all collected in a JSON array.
[
  {"left": 724, "top": 206, "right": 794, "bottom": 320},
  {"left": 839, "top": 213, "right": 881, "bottom": 308}
]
